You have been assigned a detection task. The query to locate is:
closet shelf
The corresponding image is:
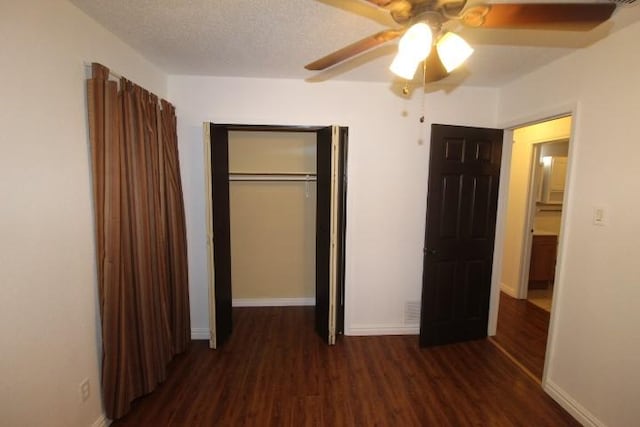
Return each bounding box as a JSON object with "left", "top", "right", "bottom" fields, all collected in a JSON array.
[{"left": 229, "top": 173, "right": 317, "bottom": 182}]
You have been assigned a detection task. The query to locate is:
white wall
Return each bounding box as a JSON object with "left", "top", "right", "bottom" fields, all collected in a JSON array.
[
  {"left": 498, "top": 20, "right": 640, "bottom": 427},
  {"left": 0, "top": 1, "right": 167, "bottom": 426},
  {"left": 500, "top": 117, "right": 571, "bottom": 297},
  {"left": 169, "top": 75, "right": 498, "bottom": 337}
]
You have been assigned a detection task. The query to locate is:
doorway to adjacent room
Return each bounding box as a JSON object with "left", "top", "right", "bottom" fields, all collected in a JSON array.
[{"left": 493, "top": 115, "right": 573, "bottom": 381}]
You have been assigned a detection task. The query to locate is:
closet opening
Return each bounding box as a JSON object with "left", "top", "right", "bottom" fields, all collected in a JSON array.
[
  {"left": 229, "top": 131, "right": 317, "bottom": 308},
  {"left": 204, "top": 124, "right": 348, "bottom": 348}
]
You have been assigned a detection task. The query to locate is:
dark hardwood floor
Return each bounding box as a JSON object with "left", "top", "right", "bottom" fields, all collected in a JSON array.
[
  {"left": 493, "top": 292, "right": 551, "bottom": 380},
  {"left": 112, "top": 306, "right": 576, "bottom": 426}
]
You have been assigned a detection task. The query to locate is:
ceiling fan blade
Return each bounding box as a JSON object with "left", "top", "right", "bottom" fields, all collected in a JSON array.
[
  {"left": 423, "top": 50, "right": 449, "bottom": 84},
  {"left": 305, "top": 29, "right": 403, "bottom": 71},
  {"left": 462, "top": 3, "right": 617, "bottom": 31}
]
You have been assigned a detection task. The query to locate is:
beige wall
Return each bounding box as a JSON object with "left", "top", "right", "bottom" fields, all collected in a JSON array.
[
  {"left": 229, "top": 131, "right": 316, "bottom": 174},
  {"left": 230, "top": 182, "right": 316, "bottom": 300},
  {"left": 228, "top": 132, "right": 316, "bottom": 301},
  {"left": 500, "top": 116, "right": 571, "bottom": 296},
  {"left": 0, "top": 1, "right": 167, "bottom": 426}
]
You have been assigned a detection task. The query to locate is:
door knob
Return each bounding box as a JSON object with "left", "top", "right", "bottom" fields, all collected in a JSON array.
[{"left": 424, "top": 248, "right": 438, "bottom": 255}]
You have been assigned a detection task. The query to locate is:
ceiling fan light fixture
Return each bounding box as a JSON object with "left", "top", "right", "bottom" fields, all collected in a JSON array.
[
  {"left": 436, "top": 32, "right": 474, "bottom": 73},
  {"left": 398, "top": 22, "right": 433, "bottom": 61},
  {"left": 389, "top": 51, "right": 421, "bottom": 80},
  {"left": 390, "top": 22, "right": 433, "bottom": 80}
]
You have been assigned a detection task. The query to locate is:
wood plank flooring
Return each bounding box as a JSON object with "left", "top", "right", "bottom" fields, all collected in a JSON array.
[
  {"left": 112, "top": 306, "right": 576, "bottom": 426},
  {"left": 493, "top": 292, "right": 551, "bottom": 380}
]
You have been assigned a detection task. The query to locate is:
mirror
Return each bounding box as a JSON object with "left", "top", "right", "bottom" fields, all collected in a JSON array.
[{"left": 534, "top": 141, "right": 569, "bottom": 205}]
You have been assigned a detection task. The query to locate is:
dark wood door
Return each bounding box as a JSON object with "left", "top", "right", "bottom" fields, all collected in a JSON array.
[
  {"left": 336, "top": 127, "right": 348, "bottom": 336},
  {"left": 316, "top": 126, "right": 348, "bottom": 344},
  {"left": 420, "top": 124, "right": 503, "bottom": 347},
  {"left": 209, "top": 124, "right": 233, "bottom": 348},
  {"left": 316, "top": 126, "right": 331, "bottom": 342}
]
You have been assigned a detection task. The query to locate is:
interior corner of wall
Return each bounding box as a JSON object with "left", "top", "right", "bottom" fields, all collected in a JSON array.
[
  {"left": 500, "top": 282, "right": 517, "bottom": 298},
  {"left": 543, "top": 380, "right": 604, "bottom": 427}
]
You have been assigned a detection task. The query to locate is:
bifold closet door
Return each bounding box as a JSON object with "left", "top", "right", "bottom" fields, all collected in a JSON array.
[
  {"left": 203, "top": 124, "right": 233, "bottom": 349},
  {"left": 316, "top": 126, "right": 347, "bottom": 345}
]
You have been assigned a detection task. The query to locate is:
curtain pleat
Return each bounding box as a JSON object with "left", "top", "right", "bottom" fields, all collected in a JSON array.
[
  {"left": 160, "top": 100, "right": 191, "bottom": 353},
  {"left": 87, "top": 63, "right": 190, "bottom": 420}
]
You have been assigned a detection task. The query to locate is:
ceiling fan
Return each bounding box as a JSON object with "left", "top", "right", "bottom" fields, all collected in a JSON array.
[{"left": 305, "top": 0, "right": 618, "bottom": 83}]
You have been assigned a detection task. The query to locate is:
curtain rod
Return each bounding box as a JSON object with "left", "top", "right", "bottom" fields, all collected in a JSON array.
[
  {"left": 83, "top": 62, "right": 171, "bottom": 108},
  {"left": 83, "top": 61, "right": 123, "bottom": 80}
]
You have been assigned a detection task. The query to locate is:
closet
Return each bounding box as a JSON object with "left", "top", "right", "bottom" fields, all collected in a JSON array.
[
  {"left": 228, "top": 131, "right": 317, "bottom": 304},
  {"left": 203, "top": 124, "right": 348, "bottom": 348}
]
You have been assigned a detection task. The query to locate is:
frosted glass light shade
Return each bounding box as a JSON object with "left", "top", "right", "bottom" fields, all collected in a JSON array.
[
  {"left": 436, "top": 32, "right": 474, "bottom": 73},
  {"left": 399, "top": 22, "right": 433, "bottom": 61},
  {"left": 398, "top": 22, "right": 433, "bottom": 62},
  {"left": 390, "top": 22, "right": 433, "bottom": 80},
  {"left": 389, "top": 51, "right": 421, "bottom": 80}
]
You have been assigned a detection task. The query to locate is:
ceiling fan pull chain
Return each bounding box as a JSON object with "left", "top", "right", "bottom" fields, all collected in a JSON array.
[{"left": 420, "top": 59, "right": 427, "bottom": 124}]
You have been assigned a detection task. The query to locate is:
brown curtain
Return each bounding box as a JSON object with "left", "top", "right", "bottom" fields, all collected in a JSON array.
[{"left": 87, "top": 63, "right": 190, "bottom": 420}]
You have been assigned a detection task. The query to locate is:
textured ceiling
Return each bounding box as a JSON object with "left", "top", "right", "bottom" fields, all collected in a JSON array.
[{"left": 70, "top": 0, "right": 640, "bottom": 87}]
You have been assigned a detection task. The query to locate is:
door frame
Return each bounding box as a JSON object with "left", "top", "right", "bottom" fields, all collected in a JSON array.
[
  {"left": 488, "top": 103, "right": 579, "bottom": 387},
  {"left": 517, "top": 137, "right": 571, "bottom": 299},
  {"left": 203, "top": 123, "right": 347, "bottom": 348}
]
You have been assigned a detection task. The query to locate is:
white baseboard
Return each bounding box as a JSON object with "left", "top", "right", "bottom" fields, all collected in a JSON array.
[
  {"left": 500, "top": 282, "right": 519, "bottom": 298},
  {"left": 233, "top": 297, "right": 315, "bottom": 307},
  {"left": 347, "top": 324, "right": 419, "bottom": 336},
  {"left": 92, "top": 414, "right": 110, "bottom": 427},
  {"left": 191, "top": 328, "right": 210, "bottom": 340},
  {"left": 544, "top": 380, "right": 604, "bottom": 427}
]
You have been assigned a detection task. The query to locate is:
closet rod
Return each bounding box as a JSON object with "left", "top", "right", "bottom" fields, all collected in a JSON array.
[{"left": 229, "top": 173, "right": 317, "bottom": 182}]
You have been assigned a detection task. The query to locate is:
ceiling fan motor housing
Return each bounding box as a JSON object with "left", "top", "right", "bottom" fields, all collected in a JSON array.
[{"left": 389, "top": 0, "right": 468, "bottom": 24}]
